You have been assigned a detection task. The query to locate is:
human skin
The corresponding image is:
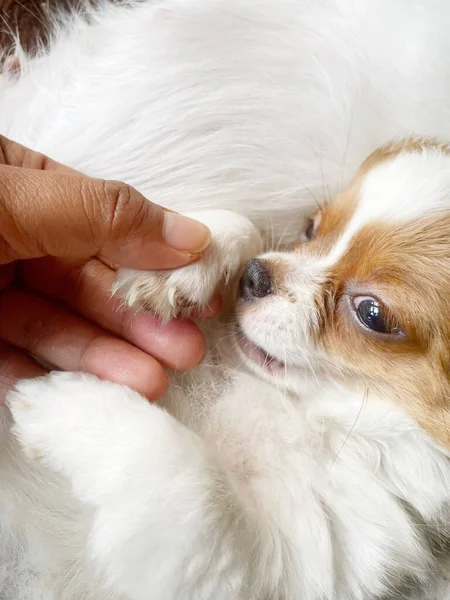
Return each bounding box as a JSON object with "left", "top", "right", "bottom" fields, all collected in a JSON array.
[{"left": 0, "top": 136, "right": 219, "bottom": 402}]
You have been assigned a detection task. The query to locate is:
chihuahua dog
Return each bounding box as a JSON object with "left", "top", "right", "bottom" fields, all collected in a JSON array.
[{"left": 1, "top": 1, "right": 450, "bottom": 599}]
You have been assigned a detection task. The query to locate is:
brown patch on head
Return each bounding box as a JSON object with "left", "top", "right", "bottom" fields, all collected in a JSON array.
[
  {"left": 297, "top": 138, "right": 450, "bottom": 255},
  {"left": 302, "top": 136, "right": 450, "bottom": 252},
  {"left": 359, "top": 136, "right": 450, "bottom": 177},
  {"left": 296, "top": 136, "right": 450, "bottom": 256}
]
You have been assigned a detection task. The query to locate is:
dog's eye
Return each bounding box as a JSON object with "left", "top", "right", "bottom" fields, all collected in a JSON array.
[
  {"left": 352, "top": 296, "right": 404, "bottom": 336},
  {"left": 303, "top": 218, "right": 316, "bottom": 241},
  {"left": 301, "top": 213, "right": 321, "bottom": 242}
]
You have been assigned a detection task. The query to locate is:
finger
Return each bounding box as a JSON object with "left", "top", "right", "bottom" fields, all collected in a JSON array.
[
  {"left": 22, "top": 257, "right": 219, "bottom": 370},
  {"left": 0, "top": 164, "right": 211, "bottom": 269},
  {"left": 0, "top": 135, "right": 211, "bottom": 269},
  {"left": 0, "top": 135, "right": 80, "bottom": 174},
  {"left": 0, "top": 262, "right": 16, "bottom": 290},
  {"left": 0, "top": 341, "right": 45, "bottom": 405},
  {"left": 121, "top": 313, "right": 205, "bottom": 370},
  {"left": 0, "top": 287, "right": 168, "bottom": 400}
]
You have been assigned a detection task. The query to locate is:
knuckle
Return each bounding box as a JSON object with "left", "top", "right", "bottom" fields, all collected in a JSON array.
[
  {"left": 102, "top": 180, "right": 135, "bottom": 231},
  {"left": 104, "top": 179, "right": 133, "bottom": 213},
  {"left": 101, "top": 179, "right": 158, "bottom": 236}
]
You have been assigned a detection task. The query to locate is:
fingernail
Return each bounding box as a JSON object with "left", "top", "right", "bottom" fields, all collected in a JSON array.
[{"left": 162, "top": 212, "right": 211, "bottom": 253}]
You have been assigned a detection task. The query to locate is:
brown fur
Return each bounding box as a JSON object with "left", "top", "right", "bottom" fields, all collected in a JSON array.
[
  {"left": 318, "top": 213, "right": 450, "bottom": 447},
  {"left": 358, "top": 136, "right": 450, "bottom": 176},
  {"left": 271, "top": 138, "right": 450, "bottom": 447}
]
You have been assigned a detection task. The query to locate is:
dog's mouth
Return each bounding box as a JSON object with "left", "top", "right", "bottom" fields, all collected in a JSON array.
[{"left": 235, "top": 323, "right": 285, "bottom": 373}]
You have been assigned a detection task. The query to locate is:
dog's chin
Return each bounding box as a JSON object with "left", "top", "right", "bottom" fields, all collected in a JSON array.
[
  {"left": 232, "top": 320, "right": 328, "bottom": 395},
  {"left": 234, "top": 322, "right": 287, "bottom": 377}
]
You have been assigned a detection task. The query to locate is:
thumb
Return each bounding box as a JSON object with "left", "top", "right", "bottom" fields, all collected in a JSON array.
[{"left": 0, "top": 165, "right": 210, "bottom": 270}]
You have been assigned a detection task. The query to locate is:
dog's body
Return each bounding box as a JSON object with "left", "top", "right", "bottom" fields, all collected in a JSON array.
[{"left": 1, "top": 1, "right": 450, "bottom": 599}]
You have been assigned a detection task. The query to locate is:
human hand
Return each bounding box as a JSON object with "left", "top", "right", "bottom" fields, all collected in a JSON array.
[{"left": 0, "top": 136, "right": 218, "bottom": 402}]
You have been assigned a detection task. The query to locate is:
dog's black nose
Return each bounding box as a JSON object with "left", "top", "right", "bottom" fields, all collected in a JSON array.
[{"left": 239, "top": 259, "right": 273, "bottom": 301}]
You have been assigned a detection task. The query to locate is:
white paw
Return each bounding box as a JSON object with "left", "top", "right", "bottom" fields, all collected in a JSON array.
[
  {"left": 8, "top": 372, "right": 145, "bottom": 474},
  {"left": 8, "top": 372, "right": 92, "bottom": 464},
  {"left": 114, "top": 239, "right": 237, "bottom": 321},
  {"left": 8, "top": 370, "right": 209, "bottom": 518},
  {"left": 114, "top": 210, "right": 262, "bottom": 322}
]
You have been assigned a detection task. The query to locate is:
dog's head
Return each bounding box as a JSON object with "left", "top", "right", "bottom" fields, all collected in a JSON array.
[{"left": 235, "top": 137, "right": 450, "bottom": 447}]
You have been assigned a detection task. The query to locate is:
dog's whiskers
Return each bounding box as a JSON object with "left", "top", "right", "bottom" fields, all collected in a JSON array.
[
  {"left": 294, "top": 343, "right": 319, "bottom": 386},
  {"left": 330, "top": 387, "right": 368, "bottom": 470},
  {"left": 336, "top": 108, "right": 354, "bottom": 198}
]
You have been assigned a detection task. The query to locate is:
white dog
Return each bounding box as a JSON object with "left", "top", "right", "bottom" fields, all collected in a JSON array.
[{"left": 1, "top": 1, "right": 450, "bottom": 599}]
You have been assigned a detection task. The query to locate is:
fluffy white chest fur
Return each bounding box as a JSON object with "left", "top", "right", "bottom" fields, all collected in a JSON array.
[{"left": 0, "top": 1, "right": 450, "bottom": 599}]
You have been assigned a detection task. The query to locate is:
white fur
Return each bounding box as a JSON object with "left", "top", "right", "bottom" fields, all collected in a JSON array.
[
  {"left": 358, "top": 150, "right": 450, "bottom": 223},
  {"left": 0, "top": 1, "right": 450, "bottom": 599},
  {"left": 326, "top": 149, "right": 450, "bottom": 266}
]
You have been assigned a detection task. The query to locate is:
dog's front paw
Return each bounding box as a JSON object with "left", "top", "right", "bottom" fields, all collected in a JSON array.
[
  {"left": 114, "top": 239, "right": 236, "bottom": 321},
  {"left": 114, "top": 210, "right": 262, "bottom": 321},
  {"left": 8, "top": 373, "right": 69, "bottom": 463},
  {"left": 8, "top": 372, "right": 95, "bottom": 465},
  {"left": 8, "top": 371, "right": 146, "bottom": 480},
  {"left": 8, "top": 372, "right": 174, "bottom": 505}
]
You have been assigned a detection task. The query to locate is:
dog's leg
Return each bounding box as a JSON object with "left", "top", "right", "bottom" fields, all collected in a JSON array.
[
  {"left": 8, "top": 372, "right": 258, "bottom": 600},
  {"left": 114, "top": 209, "right": 263, "bottom": 321}
]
